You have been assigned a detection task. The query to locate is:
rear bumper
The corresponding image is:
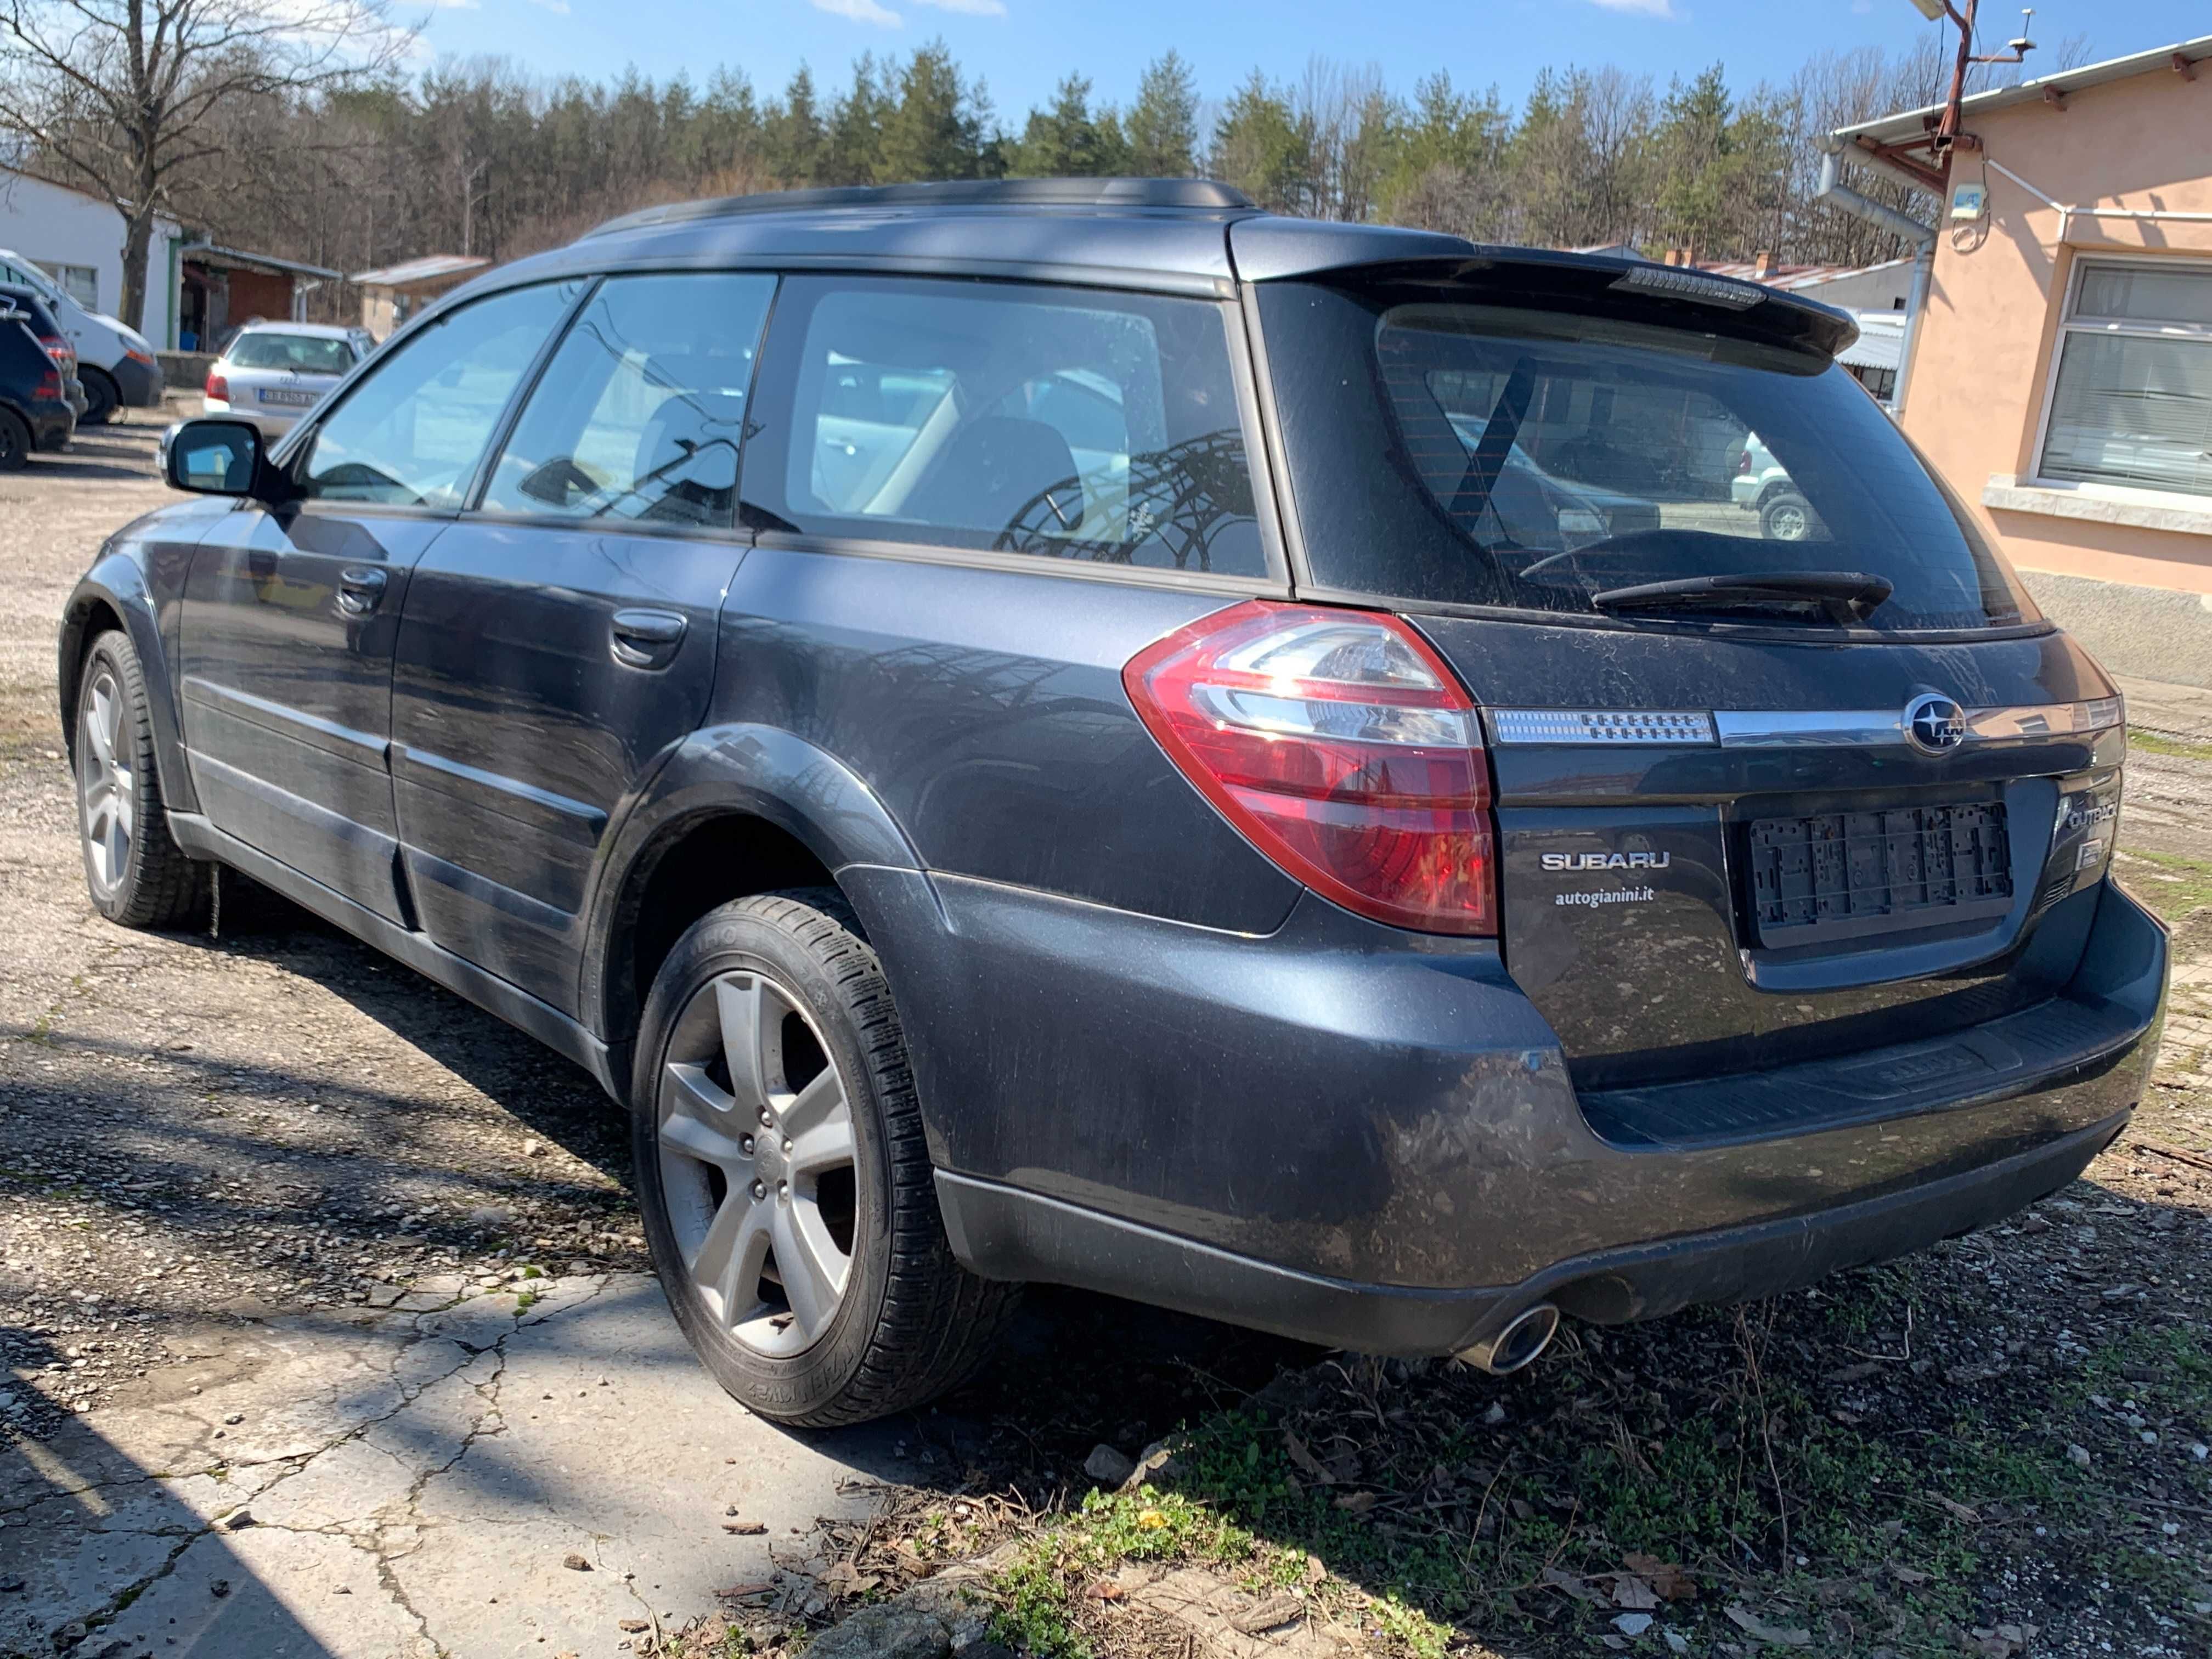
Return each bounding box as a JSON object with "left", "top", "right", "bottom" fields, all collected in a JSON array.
[
  {"left": 850, "top": 866, "right": 2165, "bottom": 1355},
  {"left": 24, "top": 398, "right": 75, "bottom": 452},
  {"left": 938, "top": 1108, "right": 2129, "bottom": 1354},
  {"left": 201, "top": 397, "right": 302, "bottom": 440}
]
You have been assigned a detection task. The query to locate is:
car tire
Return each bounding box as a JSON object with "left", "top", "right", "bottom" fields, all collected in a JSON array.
[
  {"left": 0, "top": 409, "right": 27, "bottom": 472},
  {"left": 74, "top": 630, "right": 205, "bottom": 929},
  {"left": 79, "top": 368, "right": 119, "bottom": 426},
  {"left": 1760, "top": 489, "right": 1815, "bottom": 542},
  {"left": 631, "top": 889, "right": 1020, "bottom": 1427}
]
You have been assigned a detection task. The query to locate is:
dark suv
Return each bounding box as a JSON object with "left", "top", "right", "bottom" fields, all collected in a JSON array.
[
  {"left": 1, "top": 290, "right": 78, "bottom": 467},
  {"left": 59, "top": 179, "right": 2167, "bottom": 1426}
]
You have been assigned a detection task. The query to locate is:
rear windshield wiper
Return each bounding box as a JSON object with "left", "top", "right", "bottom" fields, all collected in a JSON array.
[{"left": 1588, "top": 569, "right": 1894, "bottom": 624}]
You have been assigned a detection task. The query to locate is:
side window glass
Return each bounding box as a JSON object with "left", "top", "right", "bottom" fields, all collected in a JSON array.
[
  {"left": 482, "top": 273, "right": 775, "bottom": 530},
  {"left": 749, "top": 278, "right": 1266, "bottom": 577},
  {"left": 298, "top": 282, "right": 578, "bottom": 507}
]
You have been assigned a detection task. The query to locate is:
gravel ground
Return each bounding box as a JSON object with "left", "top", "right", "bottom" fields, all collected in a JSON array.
[
  {"left": 2, "top": 421, "right": 2208, "bottom": 1659},
  {"left": 1, "top": 409, "right": 651, "bottom": 1437}
]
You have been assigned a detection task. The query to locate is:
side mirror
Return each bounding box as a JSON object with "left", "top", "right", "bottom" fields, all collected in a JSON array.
[{"left": 162, "top": 417, "right": 282, "bottom": 500}]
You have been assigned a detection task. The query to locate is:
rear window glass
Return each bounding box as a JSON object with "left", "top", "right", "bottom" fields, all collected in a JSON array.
[
  {"left": 228, "top": 333, "right": 356, "bottom": 375},
  {"left": 1259, "top": 283, "right": 2036, "bottom": 632},
  {"left": 742, "top": 276, "right": 1266, "bottom": 577}
]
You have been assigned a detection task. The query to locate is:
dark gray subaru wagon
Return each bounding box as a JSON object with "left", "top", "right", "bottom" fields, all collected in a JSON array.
[{"left": 58, "top": 178, "right": 2168, "bottom": 1426}]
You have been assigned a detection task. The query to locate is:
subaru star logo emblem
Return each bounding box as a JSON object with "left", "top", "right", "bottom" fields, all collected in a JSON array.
[{"left": 1904, "top": 692, "right": 1966, "bottom": 755}]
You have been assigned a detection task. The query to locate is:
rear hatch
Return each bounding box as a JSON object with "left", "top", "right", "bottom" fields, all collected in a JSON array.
[
  {"left": 1251, "top": 256, "right": 2128, "bottom": 1135},
  {"left": 221, "top": 330, "right": 355, "bottom": 414}
]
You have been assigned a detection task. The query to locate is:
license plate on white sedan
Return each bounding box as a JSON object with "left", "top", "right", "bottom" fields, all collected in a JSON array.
[{"left": 257, "top": 388, "right": 317, "bottom": 407}]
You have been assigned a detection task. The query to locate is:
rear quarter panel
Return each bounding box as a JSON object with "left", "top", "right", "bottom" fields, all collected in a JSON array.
[{"left": 715, "top": 540, "right": 1300, "bottom": 931}]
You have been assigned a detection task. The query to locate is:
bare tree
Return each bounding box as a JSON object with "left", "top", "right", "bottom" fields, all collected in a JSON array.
[{"left": 0, "top": 0, "right": 408, "bottom": 329}]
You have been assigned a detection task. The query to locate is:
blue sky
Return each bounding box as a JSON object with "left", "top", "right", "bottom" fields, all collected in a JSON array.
[{"left": 413, "top": 0, "right": 2212, "bottom": 117}]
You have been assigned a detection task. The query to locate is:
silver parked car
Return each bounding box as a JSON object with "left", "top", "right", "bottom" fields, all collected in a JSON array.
[{"left": 202, "top": 322, "right": 373, "bottom": 439}]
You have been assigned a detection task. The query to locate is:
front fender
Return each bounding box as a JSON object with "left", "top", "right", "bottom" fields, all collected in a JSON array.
[
  {"left": 577, "top": 723, "right": 926, "bottom": 1044},
  {"left": 59, "top": 556, "right": 200, "bottom": 816}
]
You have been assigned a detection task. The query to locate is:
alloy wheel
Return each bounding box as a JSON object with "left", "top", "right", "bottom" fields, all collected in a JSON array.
[
  {"left": 656, "top": 969, "right": 859, "bottom": 1357},
  {"left": 79, "top": 669, "right": 134, "bottom": 895},
  {"left": 1766, "top": 500, "right": 1810, "bottom": 540}
]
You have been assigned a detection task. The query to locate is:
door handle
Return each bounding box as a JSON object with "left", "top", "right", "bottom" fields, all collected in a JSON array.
[
  {"left": 335, "top": 566, "right": 388, "bottom": 616},
  {"left": 610, "top": 608, "right": 687, "bottom": 668}
]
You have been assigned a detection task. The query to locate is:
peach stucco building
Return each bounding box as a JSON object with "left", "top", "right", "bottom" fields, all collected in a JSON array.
[{"left": 1835, "top": 35, "right": 2212, "bottom": 688}]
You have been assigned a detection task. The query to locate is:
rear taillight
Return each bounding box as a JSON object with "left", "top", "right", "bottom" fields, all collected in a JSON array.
[
  {"left": 205, "top": 371, "right": 228, "bottom": 402},
  {"left": 1736, "top": 450, "right": 1753, "bottom": 475},
  {"left": 35, "top": 369, "right": 62, "bottom": 400},
  {"left": 1122, "top": 600, "right": 1498, "bottom": 935},
  {"left": 41, "top": 336, "right": 69, "bottom": 366}
]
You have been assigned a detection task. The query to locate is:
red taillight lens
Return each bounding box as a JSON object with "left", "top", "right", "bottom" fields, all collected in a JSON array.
[
  {"left": 1122, "top": 600, "right": 1498, "bottom": 935},
  {"left": 41, "top": 336, "right": 70, "bottom": 366},
  {"left": 1736, "top": 450, "right": 1752, "bottom": 475},
  {"left": 35, "top": 369, "right": 62, "bottom": 400},
  {"left": 205, "top": 371, "right": 228, "bottom": 402}
]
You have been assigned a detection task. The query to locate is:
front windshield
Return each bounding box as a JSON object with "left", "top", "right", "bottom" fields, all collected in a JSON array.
[{"left": 1260, "top": 284, "right": 2036, "bottom": 632}]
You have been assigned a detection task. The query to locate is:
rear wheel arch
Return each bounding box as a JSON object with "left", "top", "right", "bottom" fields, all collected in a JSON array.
[
  {"left": 597, "top": 808, "right": 840, "bottom": 1048},
  {"left": 578, "top": 725, "right": 926, "bottom": 1051}
]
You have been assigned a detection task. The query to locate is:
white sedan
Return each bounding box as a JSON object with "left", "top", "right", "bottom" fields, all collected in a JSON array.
[{"left": 202, "top": 323, "right": 372, "bottom": 439}]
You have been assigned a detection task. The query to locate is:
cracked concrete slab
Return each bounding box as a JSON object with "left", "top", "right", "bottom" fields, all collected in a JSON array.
[{"left": 2, "top": 1273, "right": 909, "bottom": 1658}]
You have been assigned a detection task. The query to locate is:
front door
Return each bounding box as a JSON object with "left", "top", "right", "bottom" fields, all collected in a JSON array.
[
  {"left": 388, "top": 272, "right": 776, "bottom": 1011},
  {"left": 178, "top": 281, "right": 581, "bottom": 920}
]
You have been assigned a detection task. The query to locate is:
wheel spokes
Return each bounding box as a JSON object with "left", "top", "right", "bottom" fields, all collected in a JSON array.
[
  {"left": 772, "top": 1199, "right": 847, "bottom": 1339},
  {"left": 780, "top": 1065, "right": 844, "bottom": 1141},
  {"left": 659, "top": 1063, "right": 751, "bottom": 1169},
  {"left": 663, "top": 966, "right": 860, "bottom": 1355},
  {"left": 715, "top": 973, "right": 786, "bottom": 1115},
  {"left": 691, "top": 1188, "right": 774, "bottom": 1325},
  {"left": 786, "top": 1108, "right": 855, "bottom": 1180},
  {"left": 86, "top": 686, "right": 115, "bottom": 768}
]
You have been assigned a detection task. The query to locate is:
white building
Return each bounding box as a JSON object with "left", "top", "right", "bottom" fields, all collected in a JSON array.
[{"left": 0, "top": 166, "right": 181, "bottom": 344}]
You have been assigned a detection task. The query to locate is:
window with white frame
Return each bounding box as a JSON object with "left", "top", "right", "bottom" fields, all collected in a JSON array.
[
  {"left": 33, "top": 261, "right": 98, "bottom": 311},
  {"left": 2039, "top": 259, "right": 2212, "bottom": 499}
]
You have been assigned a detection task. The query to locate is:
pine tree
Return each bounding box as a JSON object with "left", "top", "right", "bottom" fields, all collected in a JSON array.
[
  {"left": 1210, "top": 70, "right": 1310, "bottom": 212},
  {"left": 1012, "top": 74, "right": 1132, "bottom": 177},
  {"left": 876, "top": 41, "right": 989, "bottom": 183},
  {"left": 1125, "top": 52, "right": 1199, "bottom": 177}
]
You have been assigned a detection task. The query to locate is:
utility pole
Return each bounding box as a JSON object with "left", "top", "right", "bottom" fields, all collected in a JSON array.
[{"left": 1908, "top": 2, "right": 2037, "bottom": 163}]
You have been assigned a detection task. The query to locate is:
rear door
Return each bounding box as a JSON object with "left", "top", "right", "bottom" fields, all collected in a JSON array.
[
  {"left": 386, "top": 272, "right": 776, "bottom": 1012},
  {"left": 178, "top": 283, "right": 580, "bottom": 920},
  {"left": 1254, "top": 274, "right": 2128, "bottom": 1125}
]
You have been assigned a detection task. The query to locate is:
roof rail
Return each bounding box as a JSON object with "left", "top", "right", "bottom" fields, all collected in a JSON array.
[{"left": 587, "top": 176, "right": 1256, "bottom": 238}]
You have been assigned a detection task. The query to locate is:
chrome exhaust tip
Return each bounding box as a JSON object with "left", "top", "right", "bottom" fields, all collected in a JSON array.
[{"left": 1457, "top": 1303, "right": 1560, "bottom": 1376}]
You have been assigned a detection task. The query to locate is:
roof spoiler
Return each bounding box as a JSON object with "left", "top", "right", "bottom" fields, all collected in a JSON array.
[{"left": 1240, "top": 236, "right": 1860, "bottom": 360}]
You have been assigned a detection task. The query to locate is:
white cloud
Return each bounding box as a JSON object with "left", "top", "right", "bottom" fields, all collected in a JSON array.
[
  {"left": 424, "top": 0, "right": 479, "bottom": 10},
  {"left": 809, "top": 0, "right": 902, "bottom": 23},
  {"left": 527, "top": 0, "right": 569, "bottom": 12},
  {"left": 910, "top": 0, "right": 1008, "bottom": 14},
  {"left": 1587, "top": 0, "right": 1675, "bottom": 15}
]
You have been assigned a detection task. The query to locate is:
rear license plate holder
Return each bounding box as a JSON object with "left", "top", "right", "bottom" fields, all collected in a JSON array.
[{"left": 1745, "top": 800, "right": 2013, "bottom": 949}]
